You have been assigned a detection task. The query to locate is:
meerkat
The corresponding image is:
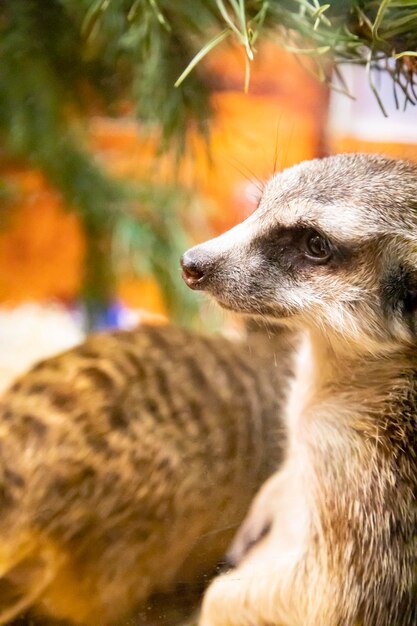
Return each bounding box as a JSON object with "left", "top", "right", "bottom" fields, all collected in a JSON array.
[
  {"left": 181, "top": 153, "right": 417, "bottom": 626},
  {"left": 0, "top": 322, "right": 289, "bottom": 626}
]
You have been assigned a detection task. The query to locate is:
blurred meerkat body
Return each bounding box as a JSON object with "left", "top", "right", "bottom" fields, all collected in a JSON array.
[
  {"left": 182, "top": 154, "right": 417, "bottom": 626},
  {"left": 0, "top": 323, "right": 288, "bottom": 626}
]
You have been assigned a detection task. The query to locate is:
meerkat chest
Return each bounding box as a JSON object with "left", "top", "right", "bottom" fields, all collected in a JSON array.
[
  {"left": 277, "top": 333, "right": 349, "bottom": 541},
  {"left": 256, "top": 334, "right": 318, "bottom": 562},
  {"left": 284, "top": 333, "right": 353, "bottom": 448},
  {"left": 285, "top": 333, "right": 316, "bottom": 445}
]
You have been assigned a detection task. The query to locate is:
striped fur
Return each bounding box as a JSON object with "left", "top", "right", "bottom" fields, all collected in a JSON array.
[{"left": 0, "top": 324, "right": 289, "bottom": 625}]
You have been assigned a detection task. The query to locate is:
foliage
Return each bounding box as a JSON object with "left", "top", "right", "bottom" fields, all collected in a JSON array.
[
  {"left": 269, "top": 0, "right": 417, "bottom": 113},
  {"left": 0, "top": 0, "right": 213, "bottom": 325},
  {"left": 177, "top": 0, "right": 417, "bottom": 114}
]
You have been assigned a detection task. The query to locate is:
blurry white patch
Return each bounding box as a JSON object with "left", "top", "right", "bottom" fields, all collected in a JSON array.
[{"left": 0, "top": 303, "right": 84, "bottom": 393}]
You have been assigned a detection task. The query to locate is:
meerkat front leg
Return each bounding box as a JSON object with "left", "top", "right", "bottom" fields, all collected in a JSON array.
[{"left": 199, "top": 463, "right": 327, "bottom": 626}]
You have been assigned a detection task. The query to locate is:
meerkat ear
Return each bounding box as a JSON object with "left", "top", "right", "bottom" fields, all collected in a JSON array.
[{"left": 381, "top": 264, "right": 417, "bottom": 336}]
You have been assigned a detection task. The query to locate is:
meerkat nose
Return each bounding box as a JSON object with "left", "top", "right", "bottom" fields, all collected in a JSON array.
[{"left": 180, "top": 249, "right": 209, "bottom": 289}]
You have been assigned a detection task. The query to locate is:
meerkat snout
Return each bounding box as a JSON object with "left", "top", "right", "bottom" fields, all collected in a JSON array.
[
  {"left": 180, "top": 229, "right": 244, "bottom": 291},
  {"left": 180, "top": 249, "right": 210, "bottom": 289}
]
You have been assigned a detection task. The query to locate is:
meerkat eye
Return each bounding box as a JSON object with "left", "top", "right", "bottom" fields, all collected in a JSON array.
[{"left": 304, "top": 231, "right": 331, "bottom": 262}]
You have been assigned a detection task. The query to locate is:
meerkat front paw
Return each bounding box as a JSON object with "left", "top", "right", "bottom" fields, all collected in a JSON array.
[
  {"left": 225, "top": 470, "right": 284, "bottom": 568},
  {"left": 199, "top": 469, "right": 309, "bottom": 626},
  {"left": 199, "top": 571, "right": 255, "bottom": 626}
]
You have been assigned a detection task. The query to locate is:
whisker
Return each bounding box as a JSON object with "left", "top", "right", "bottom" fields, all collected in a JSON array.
[
  {"left": 282, "top": 119, "right": 295, "bottom": 173},
  {"left": 223, "top": 154, "right": 265, "bottom": 193},
  {"left": 272, "top": 115, "right": 283, "bottom": 176},
  {"left": 196, "top": 523, "right": 241, "bottom": 539}
]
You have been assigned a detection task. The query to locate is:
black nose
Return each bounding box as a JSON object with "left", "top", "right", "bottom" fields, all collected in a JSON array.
[{"left": 180, "top": 250, "right": 207, "bottom": 289}]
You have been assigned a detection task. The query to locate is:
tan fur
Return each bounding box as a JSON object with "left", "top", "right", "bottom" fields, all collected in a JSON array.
[
  {"left": 183, "top": 154, "right": 417, "bottom": 626},
  {"left": 0, "top": 324, "right": 289, "bottom": 625}
]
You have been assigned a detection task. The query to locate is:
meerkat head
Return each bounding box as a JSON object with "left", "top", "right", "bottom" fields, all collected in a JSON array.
[{"left": 182, "top": 154, "right": 417, "bottom": 353}]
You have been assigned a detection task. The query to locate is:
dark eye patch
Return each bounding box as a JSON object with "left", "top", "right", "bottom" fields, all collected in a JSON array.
[{"left": 253, "top": 224, "right": 353, "bottom": 273}]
